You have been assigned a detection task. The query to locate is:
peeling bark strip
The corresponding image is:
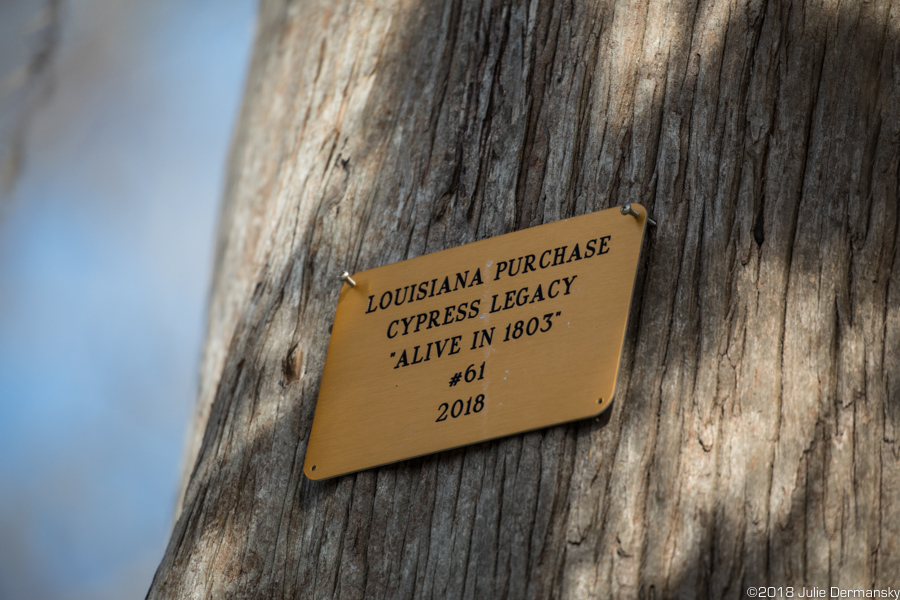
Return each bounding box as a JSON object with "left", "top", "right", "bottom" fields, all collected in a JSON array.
[{"left": 151, "top": 0, "right": 900, "bottom": 597}]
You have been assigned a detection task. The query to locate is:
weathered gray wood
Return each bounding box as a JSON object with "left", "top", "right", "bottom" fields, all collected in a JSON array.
[{"left": 152, "top": 0, "right": 900, "bottom": 597}]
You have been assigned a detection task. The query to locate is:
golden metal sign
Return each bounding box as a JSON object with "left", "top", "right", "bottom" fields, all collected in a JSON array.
[{"left": 304, "top": 204, "right": 650, "bottom": 479}]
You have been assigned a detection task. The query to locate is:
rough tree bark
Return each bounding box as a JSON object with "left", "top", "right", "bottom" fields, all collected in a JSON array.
[{"left": 150, "top": 0, "right": 900, "bottom": 597}]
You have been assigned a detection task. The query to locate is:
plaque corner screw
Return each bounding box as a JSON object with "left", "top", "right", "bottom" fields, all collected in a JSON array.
[
  {"left": 339, "top": 271, "right": 356, "bottom": 287},
  {"left": 620, "top": 203, "right": 657, "bottom": 227}
]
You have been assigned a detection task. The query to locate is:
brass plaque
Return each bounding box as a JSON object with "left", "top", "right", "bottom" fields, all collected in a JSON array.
[{"left": 304, "top": 204, "right": 649, "bottom": 479}]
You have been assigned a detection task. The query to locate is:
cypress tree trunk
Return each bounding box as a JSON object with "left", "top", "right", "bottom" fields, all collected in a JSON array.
[{"left": 150, "top": 0, "right": 900, "bottom": 596}]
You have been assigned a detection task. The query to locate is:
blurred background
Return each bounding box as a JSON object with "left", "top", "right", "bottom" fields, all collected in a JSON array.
[{"left": 0, "top": 1, "right": 256, "bottom": 598}]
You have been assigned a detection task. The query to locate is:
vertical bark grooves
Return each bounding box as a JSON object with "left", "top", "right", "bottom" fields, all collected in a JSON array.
[{"left": 152, "top": 0, "right": 900, "bottom": 597}]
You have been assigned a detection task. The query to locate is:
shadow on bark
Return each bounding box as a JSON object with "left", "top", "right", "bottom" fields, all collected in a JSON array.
[{"left": 151, "top": 0, "right": 900, "bottom": 597}]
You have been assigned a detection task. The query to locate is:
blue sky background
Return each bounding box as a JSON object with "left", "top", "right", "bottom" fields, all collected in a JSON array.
[{"left": 0, "top": 1, "right": 256, "bottom": 597}]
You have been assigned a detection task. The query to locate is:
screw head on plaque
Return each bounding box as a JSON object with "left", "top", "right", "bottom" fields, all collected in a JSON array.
[{"left": 305, "top": 204, "right": 651, "bottom": 479}]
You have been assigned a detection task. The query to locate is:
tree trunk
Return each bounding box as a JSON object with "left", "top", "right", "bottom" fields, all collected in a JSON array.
[{"left": 150, "top": 0, "right": 900, "bottom": 597}]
